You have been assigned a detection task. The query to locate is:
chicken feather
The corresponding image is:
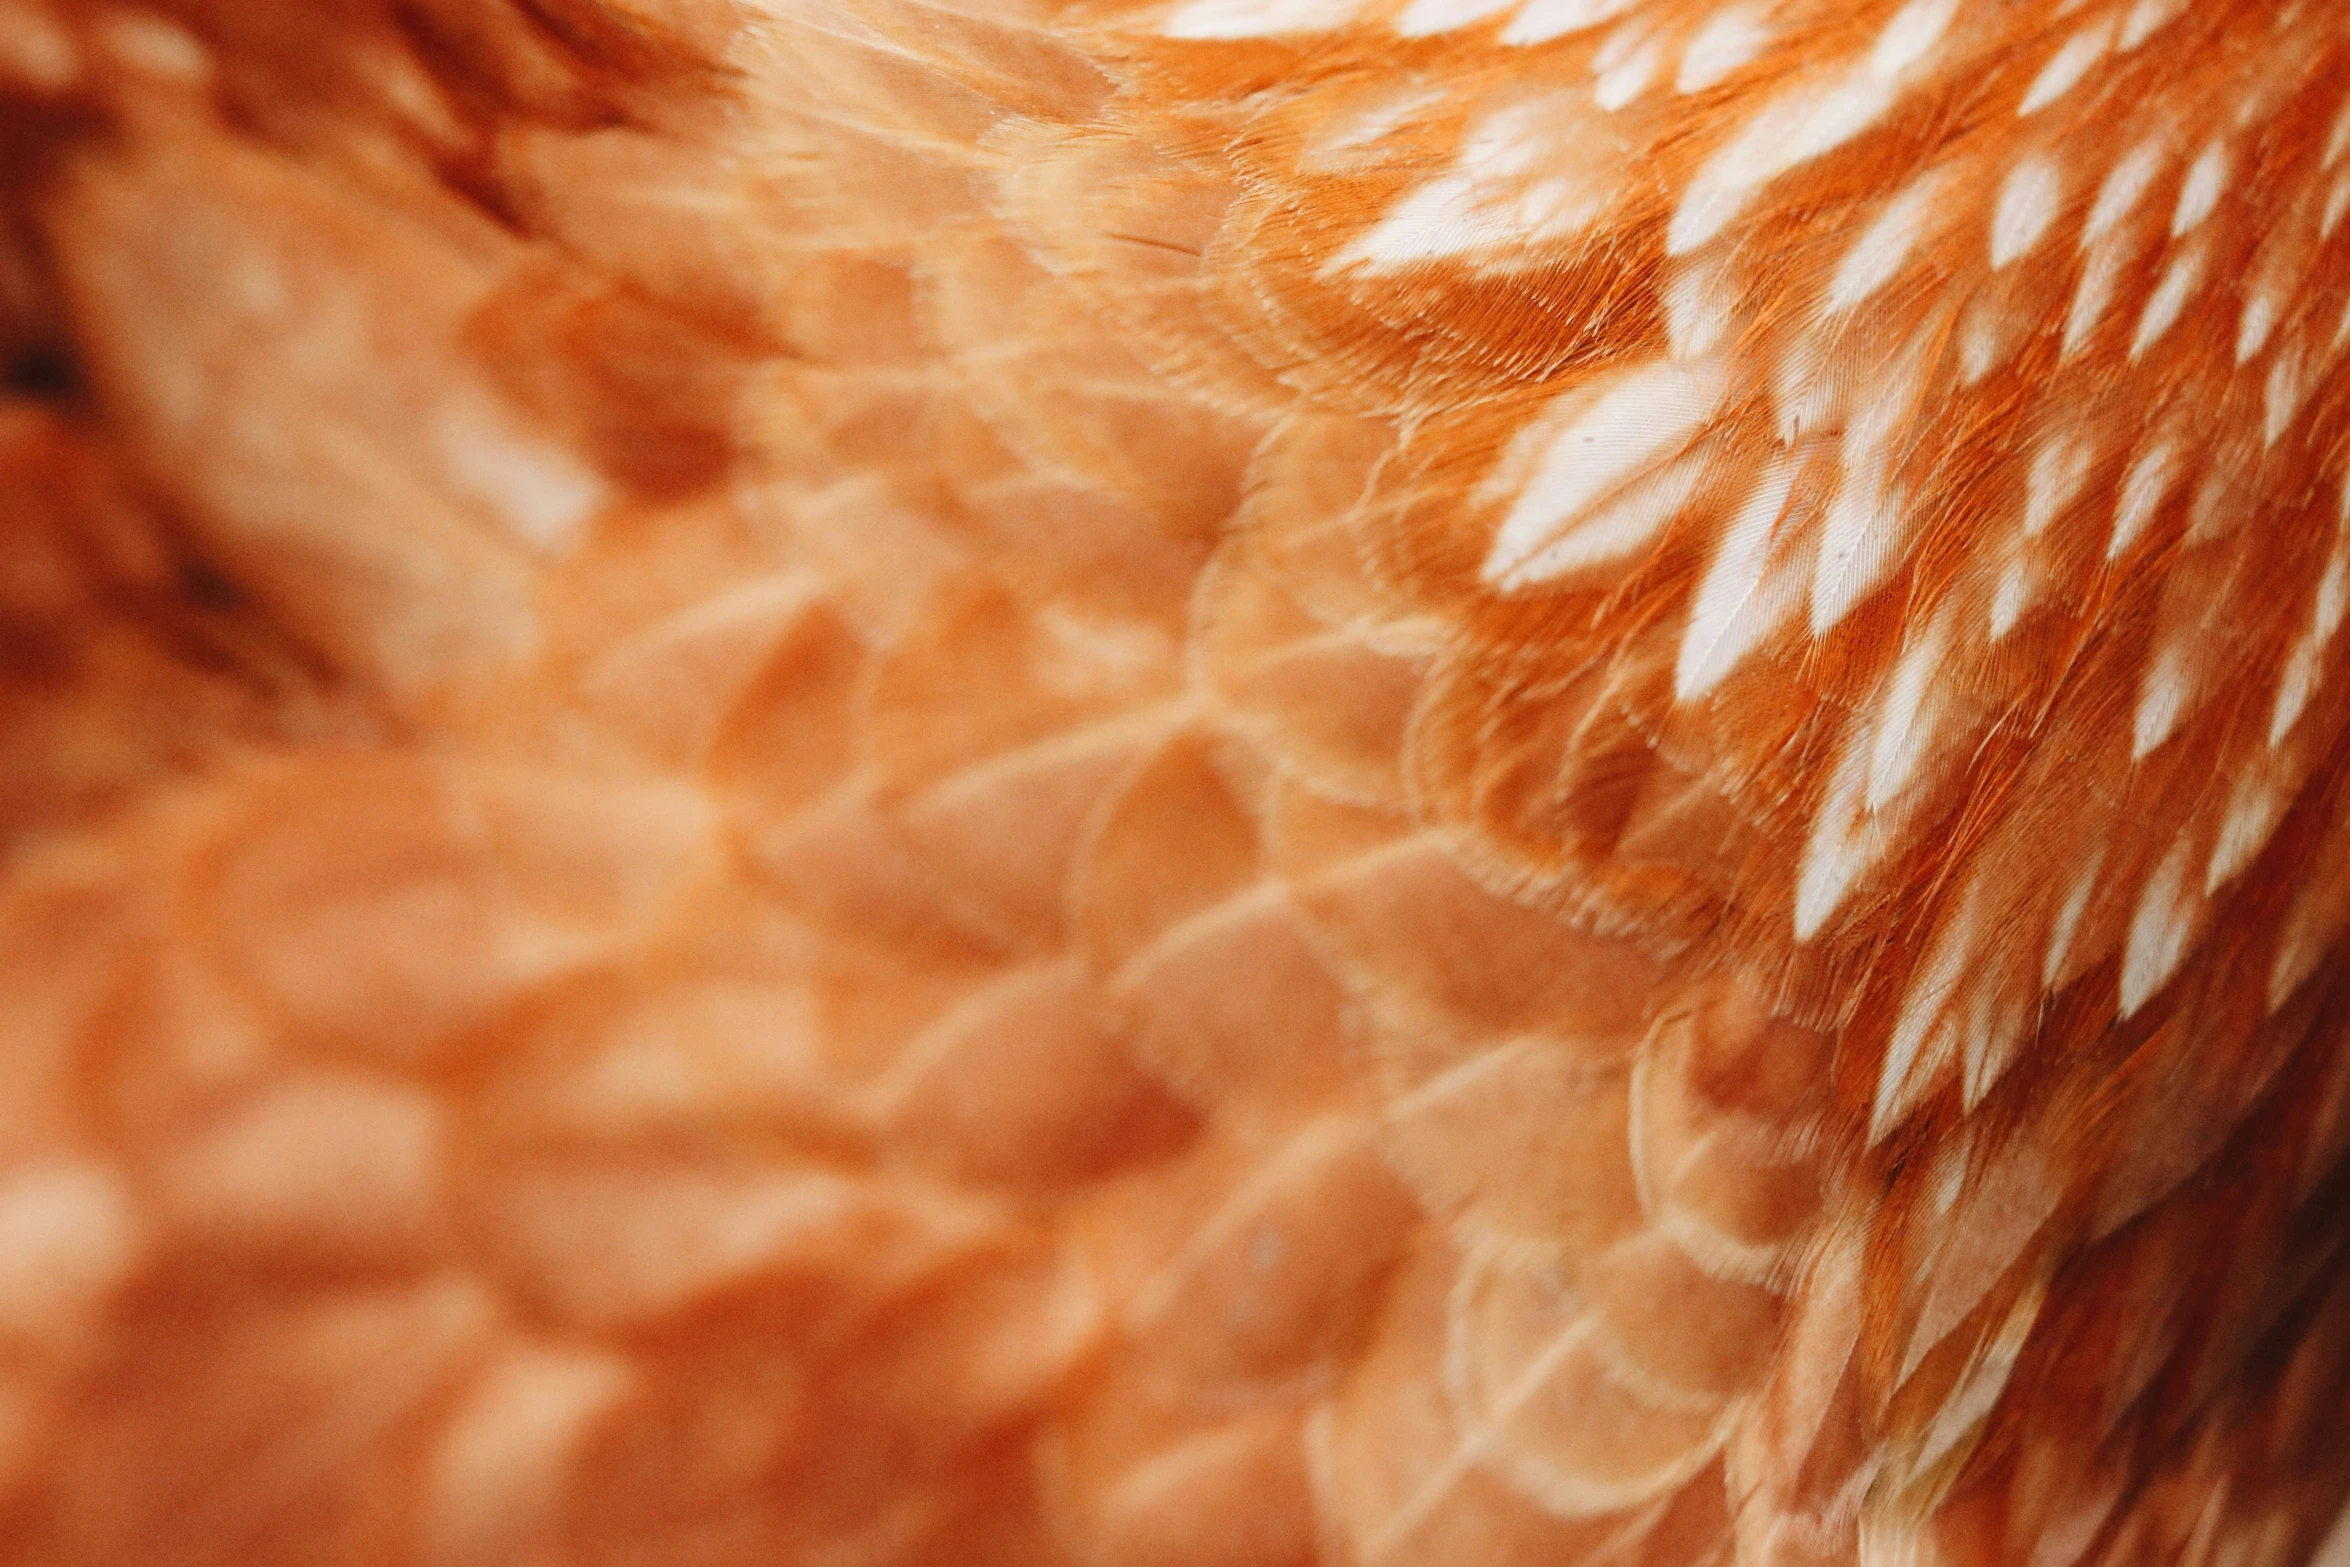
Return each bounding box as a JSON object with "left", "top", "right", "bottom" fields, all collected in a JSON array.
[{"left": 2, "top": 0, "right": 2349, "bottom": 1563}]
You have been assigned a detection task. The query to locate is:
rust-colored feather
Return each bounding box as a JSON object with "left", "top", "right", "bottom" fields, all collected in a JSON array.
[{"left": 2, "top": 0, "right": 2349, "bottom": 1563}]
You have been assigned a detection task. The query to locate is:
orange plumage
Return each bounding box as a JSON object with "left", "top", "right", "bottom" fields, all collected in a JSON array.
[{"left": 3, "top": 0, "right": 2349, "bottom": 1563}]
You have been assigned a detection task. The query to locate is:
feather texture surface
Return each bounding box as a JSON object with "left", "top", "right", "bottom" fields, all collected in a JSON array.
[{"left": 3, "top": 0, "right": 2350, "bottom": 1563}]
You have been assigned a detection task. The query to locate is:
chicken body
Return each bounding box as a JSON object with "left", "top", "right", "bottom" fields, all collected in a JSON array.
[{"left": 4, "top": 0, "right": 2350, "bottom": 1564}]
